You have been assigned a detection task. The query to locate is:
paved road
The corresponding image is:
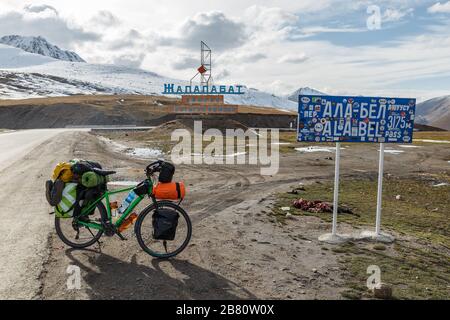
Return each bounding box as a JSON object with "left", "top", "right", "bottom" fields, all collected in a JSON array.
[
  {"left": 0, "top": 129, "right": 87, "bottom": 171},
  {"left": 0, "top": 129, "right": 86, "bottom": 299}
]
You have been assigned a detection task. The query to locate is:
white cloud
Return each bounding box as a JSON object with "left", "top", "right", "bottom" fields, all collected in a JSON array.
[
  {"left": 166, "top": 11, "right": 248, "bottom": 51},
  {"left": 245, "top": 5, "right": 298, "bottom": 31},
  {"left": 24, "top": 4, "right": 59, "bottom": 16},
  {"left": 112, "top": 52, "right": 146, "bottom": 68},
  {"left": 278, "top": 53, "right": 308, "bottom": 64},
  {"left": 90, "top": 10, "right": 121, "bottom": 28},
  {"left": 218, "top": 51, "right": 267, "bottom": 65},
  {"left": 172, "top": 55, "right": 198, "bottom": 70},
  {"left": 244, "top": 5, "right": 299, "bottom": 43},
  {"left": 0, "top": 5, "right": 99, "bottom": 48},
  {"left": 428, "top": 1, "right": 450, "bottom": 13},
  {"left": 215, "top": 68, "right": 230, "bottom": 80},
  {"left": 383, "top": 7, "right": 414, "bottom": 22},
  {"left": 300, "top": 26, "right": 364, "bottom": 35}
]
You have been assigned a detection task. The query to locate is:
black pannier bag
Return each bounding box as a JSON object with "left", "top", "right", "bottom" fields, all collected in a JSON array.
[
  {"left": 45, "top": 179, "right": 65, "bottom": 206},
  {"left": 133, "top": 180, "right": 150, "bottom": 196},
  {"left": 71, "top": 160, "right": 102, "bottom": 176},
  {"left": 152, "top": 209, "right": 179, "bottom": 240},
  {"left": 158, "top": 162, "right": 175, "bottom": 183}
]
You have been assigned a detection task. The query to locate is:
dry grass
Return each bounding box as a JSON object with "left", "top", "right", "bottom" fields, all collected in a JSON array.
[
  {"left": 413, "top": 131, "right": 450, "bottom": 141},
  {"left": 273, "top": 177, "right": 450, "bottom": 299},
  {"left": 0, "top": 94, "right": 178, "bottom": 107},
  {"left": 0, "top": 94, "right": 297, "bottom": 116},
  {"left": 238, "top": 105, "right": 297, "bottom": 115}
]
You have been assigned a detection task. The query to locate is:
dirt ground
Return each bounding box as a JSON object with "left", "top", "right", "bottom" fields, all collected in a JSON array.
[
  {"left": 32, "top": 130, "right": 449, "bottom": 300},
  {"left": 0, "top": 131, "right": 80, "bottom": 299}
]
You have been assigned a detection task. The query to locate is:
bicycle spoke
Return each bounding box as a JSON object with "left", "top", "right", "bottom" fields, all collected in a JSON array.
[{"left": 87, "top": 227, "right": 96, "bottom": 238}]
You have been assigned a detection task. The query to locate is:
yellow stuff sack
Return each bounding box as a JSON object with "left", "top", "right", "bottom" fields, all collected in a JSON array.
[{"left": 52, "top": 162, "right": 74, "bottom": 183}]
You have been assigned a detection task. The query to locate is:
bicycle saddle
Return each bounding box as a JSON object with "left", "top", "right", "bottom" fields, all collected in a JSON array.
[{"left": 92, "top": 168, "right": 117, "bottom": 176}]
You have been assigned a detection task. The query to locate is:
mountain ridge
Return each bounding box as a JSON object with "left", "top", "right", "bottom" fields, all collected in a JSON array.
[
  {"left": 416, "top": 95, "right": 450, "bottom": 130},
  {"left": 287, "top": 87, "right": 326, "bottom": 102},
  {"left": 0, "top": 35, "right": 85, "bottom": 62}
]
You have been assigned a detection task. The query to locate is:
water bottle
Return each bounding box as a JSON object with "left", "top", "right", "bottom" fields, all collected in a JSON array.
[{"left": 118, "top": 190, "right": 137, "bottom": 215}]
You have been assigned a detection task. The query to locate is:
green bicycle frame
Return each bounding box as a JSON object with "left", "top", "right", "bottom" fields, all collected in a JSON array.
[{"left": 76, "top": 180, "right": 153, "bottom": 230}]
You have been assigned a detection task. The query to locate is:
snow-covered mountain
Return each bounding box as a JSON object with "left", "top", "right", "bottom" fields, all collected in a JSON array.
[
  {"left": 0, "top": 37, "right": 296, "bottom": 110},
  {"left": 287, "top": 87, "right": 325, "bottom": 102},
  {"left": 0, "top": 35, "right": 85, "bottom": 62},
  {"left": 416, "top": 95, "right": 450, "bottom": 130}
]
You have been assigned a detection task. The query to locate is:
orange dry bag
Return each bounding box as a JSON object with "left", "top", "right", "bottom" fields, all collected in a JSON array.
[{"left": 153, "top": 182, "right": 186, "bottom": 200}]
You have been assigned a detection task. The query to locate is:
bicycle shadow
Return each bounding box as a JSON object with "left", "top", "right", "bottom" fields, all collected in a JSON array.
[{"left": 65, "top": 248, "right": 256, "bottom": 300}]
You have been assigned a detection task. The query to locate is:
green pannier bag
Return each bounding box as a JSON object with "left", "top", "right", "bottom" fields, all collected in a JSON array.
[
  {"left": 55, "top": 182, "right": 78, "bottom": 218},
  {"left": 81, "top": 171, "right": 106, "bottom": 188}
]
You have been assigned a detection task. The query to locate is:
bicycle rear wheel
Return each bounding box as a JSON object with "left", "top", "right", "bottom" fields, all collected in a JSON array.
[
  {"left": 135, "top": 201, "right": 192, "bottom": 258},
  {"left": 55, "top": 202, "right": 105, "bottom": 249}
]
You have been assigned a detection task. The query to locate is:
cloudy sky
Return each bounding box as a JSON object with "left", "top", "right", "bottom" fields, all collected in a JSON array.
[{"left": 1, "top": 0, "right": 450, "bottom": 101}]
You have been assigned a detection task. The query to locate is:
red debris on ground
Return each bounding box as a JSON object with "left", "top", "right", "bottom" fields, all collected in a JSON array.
[
  {"left": 292, "top": 198, "right": 356, "bottom": 215},
  {"left": 292, "top": 198, "right": 333, "bottom": 213}
]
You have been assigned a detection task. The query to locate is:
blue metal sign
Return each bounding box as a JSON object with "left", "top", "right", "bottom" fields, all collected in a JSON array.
[
  {"left": 298, "top": 95, "right": 416, "bottom": 143},
  {"left": 163, "top": 84, "right": 244, "bottom": 95}
]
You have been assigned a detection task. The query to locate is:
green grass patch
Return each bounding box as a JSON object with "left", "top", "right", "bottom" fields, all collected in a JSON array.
[
  {"left": 273, "top": 177, "right": 450, "bottom": 246},
  {"left": 336, "top": 243, "right": 450, "bottom": 299}
]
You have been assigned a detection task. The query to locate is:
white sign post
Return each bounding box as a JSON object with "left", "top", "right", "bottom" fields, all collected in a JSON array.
[
  {"left": 318, "top": 143, "right": 350, "bottom": 244},
  {"left": 359, "top": 143, "right": 395, "bottom": 243}
]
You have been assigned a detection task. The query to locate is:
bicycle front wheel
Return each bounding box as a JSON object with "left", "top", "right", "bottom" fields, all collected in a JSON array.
[{"left": 135, "top": 201, "right": 192, "bottom": 258}]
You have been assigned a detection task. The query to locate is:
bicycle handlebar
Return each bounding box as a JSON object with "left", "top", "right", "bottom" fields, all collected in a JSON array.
[{"left": 145, "top": 160, "right": 164, "bottom": 177}]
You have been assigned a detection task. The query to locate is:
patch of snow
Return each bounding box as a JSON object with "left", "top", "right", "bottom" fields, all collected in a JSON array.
[
  {"left": 381, "top": 149, "right": 404, "bottom": 155},
  {"left": 295, "top": 146, "right": 345, "bottom": 153},
  {"left": 432, "top": 183, "right": 449, "bottom": 187},
  {"left": 414, "top": 139, "right": 450, "bottom": 144},
  {"left": 128, "top": 147, "right": 162, "bottom": 159},
  {"left": 98, "top": 136, "right": 162, "bottom": 159},
  {"left": 398, "top": 145, "right": 421, "bottom": 148},
  {"left": 192, "top": 152, "right": 247, "bottom": 158},
  {"left": 287, "top": 87, "right": 326, "bottom": 102},
  {"left": 97, "top": 136, "right": 128, "bottom": 152},
  {"left": 0, "top": 44, "right": 54, "bottom": 68}
]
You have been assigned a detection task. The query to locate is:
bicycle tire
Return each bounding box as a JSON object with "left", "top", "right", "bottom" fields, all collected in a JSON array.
[
  {"left": 135, "top": 201, "right": 192, "bottom": 259},
  {"left": 55, "top": 201, "right": 106, "bottom": 249}
]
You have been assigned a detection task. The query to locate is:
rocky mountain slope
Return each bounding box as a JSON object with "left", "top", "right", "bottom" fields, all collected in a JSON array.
[
  {"left": 416, "top": 95, "right": 450, "bottom": 130},
  {"left": 0, "top": 35, "right": 85, "bottom": 62}
]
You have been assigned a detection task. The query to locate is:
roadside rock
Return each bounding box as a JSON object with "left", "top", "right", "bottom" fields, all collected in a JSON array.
[{"left": 373, "top": 283, "right": 393, "bottom": 299}]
